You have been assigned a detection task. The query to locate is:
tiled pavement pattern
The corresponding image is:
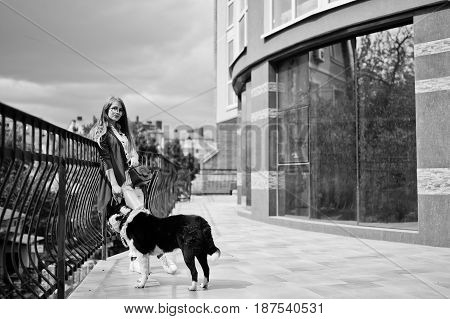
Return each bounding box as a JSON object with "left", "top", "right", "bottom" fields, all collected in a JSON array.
[{"left": 70, "top": 195, "right": 450, "bottom": 299}]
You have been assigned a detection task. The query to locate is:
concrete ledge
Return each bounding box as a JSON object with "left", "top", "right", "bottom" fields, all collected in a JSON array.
[
  {"left": 237, "top": 208, "right": 425, "bottom": 246},
  {"left": 68, "top": 254, "right": 122, "bottom": 298}
]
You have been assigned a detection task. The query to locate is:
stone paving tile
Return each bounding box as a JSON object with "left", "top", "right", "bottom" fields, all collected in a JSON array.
[{"left": 69, "top": 195, "right": 450, "bottom": 299}]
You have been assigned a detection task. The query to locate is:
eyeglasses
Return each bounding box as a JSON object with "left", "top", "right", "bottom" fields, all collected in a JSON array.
[{"left": 109, "top": 106, "right": 123, "bottom": 113}]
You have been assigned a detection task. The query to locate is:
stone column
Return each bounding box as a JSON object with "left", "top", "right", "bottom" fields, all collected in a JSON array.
[
  {"left": 236, "top": 109, "right": 243, "bottom": 205},
  {"left": 414, "top": 7, "right": 450, "bottom": 246},
  {"left": 249, "top": 62, "right": 278, "bottom": 218},
  {"left": 242, "top": 82, "right": 252, "bottom": 207}
]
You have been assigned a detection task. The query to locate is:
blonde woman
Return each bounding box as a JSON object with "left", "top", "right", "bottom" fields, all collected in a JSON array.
[{"left": 90, "top": 96, "right": 177, "bottom": 274}]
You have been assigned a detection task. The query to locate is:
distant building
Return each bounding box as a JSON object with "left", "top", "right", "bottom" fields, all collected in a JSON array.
[
  {"left": 132, "top": 116, "right": 165, "bottom": 153},
  {"left": 186, "top": 123, "right": 237, "bottom": 194},
  {"left": 67, "top": 116, "right": 87, "bottom": 135},
  {"left": 181, "top": 129, "right": 216, "bottom": 159},
  {"left": 216, "top": 0, "right": 450, "bottom": 247}
]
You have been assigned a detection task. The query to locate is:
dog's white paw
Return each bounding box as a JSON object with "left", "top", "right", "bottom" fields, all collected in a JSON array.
[
  {"left": 136, "top": 274, "right": 150, "bottom": 282},
  {"left": 188, "top": 282, "right": 197, "bottom": 291},
  {"left": 135, "top": 277, "right": 147, "bottom": 288}
]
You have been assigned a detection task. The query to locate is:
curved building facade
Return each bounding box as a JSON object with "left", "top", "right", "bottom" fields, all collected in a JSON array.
[{"left": 216, "top": 0, "right": 450, "bottom": 247}]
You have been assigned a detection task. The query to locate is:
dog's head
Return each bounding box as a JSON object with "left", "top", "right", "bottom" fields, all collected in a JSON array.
[{"left": 107, "top": 201, "right": 133, "bottom": 233}]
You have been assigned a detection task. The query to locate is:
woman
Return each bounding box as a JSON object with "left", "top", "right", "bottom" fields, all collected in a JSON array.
[{"left": 90, "top": 96, "right": 177, "bottom": 274}]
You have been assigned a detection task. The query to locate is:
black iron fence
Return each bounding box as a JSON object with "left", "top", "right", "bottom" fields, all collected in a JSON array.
[
  {"left": 139, "top": 151, "right": 191, "bottom": 217},
  {"left": 0, "top": 102, "right": 191, "bottom": 298}
]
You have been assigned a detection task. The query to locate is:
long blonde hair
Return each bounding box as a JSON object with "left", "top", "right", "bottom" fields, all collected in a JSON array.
[{"left": 89, "top": 96, "right": 136, "bottom": 153}]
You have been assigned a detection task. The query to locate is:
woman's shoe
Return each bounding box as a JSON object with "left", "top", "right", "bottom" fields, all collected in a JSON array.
[{"left": 159, "top": 253, "right": 177, "bottom": 274}]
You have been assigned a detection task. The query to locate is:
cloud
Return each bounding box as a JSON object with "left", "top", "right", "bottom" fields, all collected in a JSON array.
[{"left": 0, "top": 0, "right": 216, "bottom": 131}]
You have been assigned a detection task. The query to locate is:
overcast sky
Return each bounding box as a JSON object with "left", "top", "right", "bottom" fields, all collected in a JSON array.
[{"left": 0, "top": 0, "right": 216, "bottom": 133}]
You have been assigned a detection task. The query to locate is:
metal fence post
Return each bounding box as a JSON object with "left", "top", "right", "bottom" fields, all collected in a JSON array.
[
  {"left": 101, "top": 208, "right": 107, "bottom": 260},
  {"left": 57, "top": 134, "right": 66, "bottom": 299}
]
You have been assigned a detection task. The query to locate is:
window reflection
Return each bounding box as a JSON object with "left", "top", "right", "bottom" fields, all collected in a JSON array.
[
  {"left": 273, "top": 0, "right": 292, "bottom": 28},
  {"left": 278, "top": 54, "right": 310, "bottom": 110},
  {"left": 357, "top": 25, "right": 417, "bottom": 226},
  {"left": 309, "top": 40, "right": 357, "bottom": 222},
  {"left": 275, "top": 24, "right": 418, "bottom": 229},
  {"left": 278, "top": 107, "right": 309, "bottom": 164},
  {"left": 296, "top": 0, "right": 318, "bottom": 17},
  {"left": 278, "top": 165, "right": 310, "bottom": 217}
]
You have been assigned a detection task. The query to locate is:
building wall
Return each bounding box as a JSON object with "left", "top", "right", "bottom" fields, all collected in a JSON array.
[
  {"left": 233, "top": 0, "right": 448, "bottom": 81},
  {"left": 216, "top": 0, "right": 239, "bottom": 124},
  {"left": 414, "top": 8, "right": 450, "bottom": 246},
  {"left": 218, "top": 0, "right": 450, "bottom": 247}
]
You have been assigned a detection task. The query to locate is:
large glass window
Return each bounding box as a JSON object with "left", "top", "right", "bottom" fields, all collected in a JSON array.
[
  {"left": 278, "top": 165, "right": 310, "bottom": 217},
  {"left": 277, "top": 55, "right": 310, "bottom": 164},
  {"left": 278, "top": 107, "right": 309, "bottom": 164},
  {"left": 277, "top": 54, "right": 310, "bottom": 111},
  {"left": 277, "top": 54, "right": 311, "bottom": 216},
  {"left": 309, "top": 40, "right": 357, "bottom": 222},
  {"left": 276, "top": 24, "right": 417, "bottom": 229},
  {"left": 356, "top": 25, "right": 417, "bottom": 227}
]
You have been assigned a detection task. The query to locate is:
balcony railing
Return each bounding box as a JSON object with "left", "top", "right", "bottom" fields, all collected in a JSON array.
[{"left": 0, "top": 102, "right": 191, "bottom": 298}]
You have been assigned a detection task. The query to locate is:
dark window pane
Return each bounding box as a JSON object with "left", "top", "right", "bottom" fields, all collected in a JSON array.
[
  {"left": 310, "top": 41, "right": 357, "bottom": 222},
  {"left": 278, "top": 107, "right": 309, "bottom": 164},
  {"left": 278, "top": 54, "right": 310, "bottom": 110},
  {"left": 278, "top": 165, "right": 310, "bottom": 216},
  {"left": 356, "top": 25, "right": 417, "bottom": 227}
]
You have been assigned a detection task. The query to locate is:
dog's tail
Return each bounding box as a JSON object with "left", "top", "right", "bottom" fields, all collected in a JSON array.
[
  {"left": 200, "top": 219, "right": 221, "bottom": 261},
  {"left": 209, "top": 249, "right": 221, "bottom": 262}
]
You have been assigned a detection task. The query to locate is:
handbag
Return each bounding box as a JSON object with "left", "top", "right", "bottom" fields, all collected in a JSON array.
[{"left": 128, "top": 165, "right": 154, "bottom": 187}]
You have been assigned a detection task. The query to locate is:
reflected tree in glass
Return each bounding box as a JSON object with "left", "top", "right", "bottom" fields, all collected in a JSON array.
[
  {"left": 309, "top": 41, "right": 357, "bottom": 221},
  {"left": 356, "top": 25, "right": 417, "bottom": 225}
]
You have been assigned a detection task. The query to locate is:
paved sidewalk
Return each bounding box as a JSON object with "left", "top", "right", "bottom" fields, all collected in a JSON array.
[{"left": 70, "top": 195, "right": 450, "bottom": 299}]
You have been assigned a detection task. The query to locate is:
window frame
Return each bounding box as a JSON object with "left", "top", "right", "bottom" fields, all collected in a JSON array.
[
  {"left": 273, "top": 21, "right": 418, "bottom": 228},
  {"left": 233, "top": 0, "right": 248, "bottom": 61},
  {"left": 227, "top": 80, "right": 238, "bottom": 110},
  {"left": 265, "top": 0, "right": 359, "bottom": 38},
  {"left": 238, "top": 14, "right": 247, "bottom": 54},
  {"left": 227, "top": 38, "right": 234, "bottom": 66},
  {"left": 227, "top": 1, "right": 234, "bottom": 29}
]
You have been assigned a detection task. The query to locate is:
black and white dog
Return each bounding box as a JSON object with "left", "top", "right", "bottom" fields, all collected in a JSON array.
[{"left": 108, "top": 203, "right": 220, "bottom": 291}]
